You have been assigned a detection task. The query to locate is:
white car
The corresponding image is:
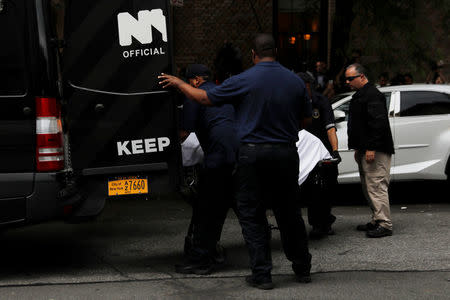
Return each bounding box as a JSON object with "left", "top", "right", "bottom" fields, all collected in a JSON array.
[{"left": 332, "top": 84, "right": 450, "bottom": 184}]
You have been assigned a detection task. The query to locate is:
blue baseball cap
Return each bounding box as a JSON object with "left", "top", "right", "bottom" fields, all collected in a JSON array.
[{"left": 185, "top": 64, "right": 211, "bottom": 79}]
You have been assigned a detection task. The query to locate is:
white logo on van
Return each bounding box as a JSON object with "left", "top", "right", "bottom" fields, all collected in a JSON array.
[
  {"left": 117, "top": 137, "right": 170, "bottom": 156},
  {"left": 117, "top": 9, "right": 167, "bottom": 46},
  {"left": 117, "top": 9, "right": 168, "bottom": 59}
]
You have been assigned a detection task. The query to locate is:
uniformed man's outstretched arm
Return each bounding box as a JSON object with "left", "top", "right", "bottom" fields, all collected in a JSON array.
[
  {"left": 158, "top": 73, "right": 213, "bottom": 106},
  {"left": 327, "top": 127, "right": 341, "bottom": 163}
]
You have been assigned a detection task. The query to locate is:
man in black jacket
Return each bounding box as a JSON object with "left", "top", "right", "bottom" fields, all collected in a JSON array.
[{"left": 345, "top": 63, "right": 395, "bottom": 238}]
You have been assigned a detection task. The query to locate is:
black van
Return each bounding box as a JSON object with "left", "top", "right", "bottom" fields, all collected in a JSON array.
[{"left": 0, "top": 0, "right": 180, "bottom": 227}]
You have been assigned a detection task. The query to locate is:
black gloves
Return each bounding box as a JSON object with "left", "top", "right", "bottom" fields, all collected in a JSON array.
[{"left": 332, "top": 150, "right": 342, "bottom": 164}]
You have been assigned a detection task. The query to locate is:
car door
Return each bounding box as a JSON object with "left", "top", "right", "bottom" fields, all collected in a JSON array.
[
  {"left": 333, "top": 97, "right": 359, "bottom": 182},
  {"left": 333, "top": 91, "right": 393, "bottom": 183},
  {"left": 0, "top": 0, "right": 35, "bottom": 223},
  {"left": 392, "top": 89, "right": 450, "bottom": 181}
]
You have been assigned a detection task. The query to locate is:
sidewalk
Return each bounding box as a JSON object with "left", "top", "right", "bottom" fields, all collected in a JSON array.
[{"left": 0, "top": 198, "right": 448, "bottom": 299}]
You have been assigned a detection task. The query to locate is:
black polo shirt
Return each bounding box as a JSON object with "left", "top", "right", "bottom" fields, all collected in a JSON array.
[
  {"left": 207, "top": 61, "right": 308, "bottom": 145},
  {"left": 306, "top": 91, "right": 336, "bottom": 153},
  {"left": 183, "top": 81, "right": 238, "bottom": 168}
]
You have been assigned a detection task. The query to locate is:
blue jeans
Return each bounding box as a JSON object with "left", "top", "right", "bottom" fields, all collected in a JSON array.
[{"left": 235, "top": 143, "right": 311, "bottom": 280}]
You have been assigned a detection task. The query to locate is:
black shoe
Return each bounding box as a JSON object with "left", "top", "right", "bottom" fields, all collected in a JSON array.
[
  {"left": 366, "top": 225, "right": 392, "bottom": 238},
  {"left": 245, "top": 275, "right": 274, "bottom": 290},
  {"left": 356, "top": 222, "right": 377, "bottom": 231},
  {"left": 296, "top": 270, "right": 312, "bottom": 283},
  {"left": 175, "top": 261, "right": 213, "bottom": 275},
  {"left": 292, "top": 258, "right": 312, "bottom": 283},
  {"left": 211, "top": 243, "right": 226, "bottom": 266},
  {"left": 183, "top": 235, "right": 194, "bottom": 257},
  {"left": 309, "top": 226, "right": 335, "bottom": 240}
]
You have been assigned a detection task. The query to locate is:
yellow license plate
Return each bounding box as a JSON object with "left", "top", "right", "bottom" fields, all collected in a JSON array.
[{"left": 108, "top": 176, "right": 148, "bottom": 196}]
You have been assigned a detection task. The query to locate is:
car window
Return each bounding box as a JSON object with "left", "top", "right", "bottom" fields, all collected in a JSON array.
[
  {"left": 335, "top": 100, "right": 350, "bottom": 114},
  {"left": 0, "top": 3, "right": 26, "bottom": 95},
  {"left": 330, "top": 92, "right": 353, "bottom": 104},
  {"left": 399, "top": 91, "right": 450, "bottom": 116},
  {"left": 334, "top": 99, "right": 351, "bottom": 121}
]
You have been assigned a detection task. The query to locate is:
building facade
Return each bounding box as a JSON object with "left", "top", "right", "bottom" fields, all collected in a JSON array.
[
  {"left": 173, "top": 0, "right": 449, "bottom": 83},
  {"left": 172, "top": 0, "right": 275, "bottom": 74}
]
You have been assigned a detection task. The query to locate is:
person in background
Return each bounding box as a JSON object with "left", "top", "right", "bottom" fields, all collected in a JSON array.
[
  {"left": 214, "top": 42, "right": 243, "bottom": 84},
  {"left": 345, "top": 63, "right": 395, "bottom": 238},
  {"left": 404, "top": 73, "right": 413, "bottom": 85},
  {"left": 297, "top": 72, "right": 341, "bottom": 239},
  {"left": 376, "top": 72, "right": 390, "bottom": 87},
  {"left": 434, "top": 75, "right": 445, "bottom": 84},
  {"left": 159, "top": 33, "right": 312, "bottom": 290},
  {"left": 390, "top": 73, "right": 405, "bottom": 86},
  {"left": 314, "top": 60, "right": 335, "bottom": 99},
  {"left": 427, "top": 60, "right": 447, "bottom": 84},
  {"left": 176, "top": 64, "right": 238, "bottom": 275}
]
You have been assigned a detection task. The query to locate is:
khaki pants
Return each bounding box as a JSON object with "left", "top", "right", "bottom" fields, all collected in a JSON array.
[{"left": 356, "top": 151, "right": 392, "bottom": 230}]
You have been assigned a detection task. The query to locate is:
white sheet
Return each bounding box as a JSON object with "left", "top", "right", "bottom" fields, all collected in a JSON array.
[
  {"left": 181, "top": 130, "right": 331, "bottom": 184},
  {"left": 296, "top": 130, "right": 332, "bottom": 185},
  {"left": 181, "top": 133, "right": 204, "bottom": 167}
]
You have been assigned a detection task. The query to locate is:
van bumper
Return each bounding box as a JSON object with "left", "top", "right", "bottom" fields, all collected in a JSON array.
[{"left": 26, "top": 172, "right": 65, "bottom": 224}]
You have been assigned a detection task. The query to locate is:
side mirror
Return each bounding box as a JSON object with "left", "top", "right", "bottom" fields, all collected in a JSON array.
[{"left": 334, "top": 109, "right": 346, "bottom": 123}]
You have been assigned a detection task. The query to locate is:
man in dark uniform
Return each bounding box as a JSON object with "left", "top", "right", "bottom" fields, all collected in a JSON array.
[
  {"left": 314, "top": 60, "right": 334, "bottom": 98},
  {"left": 159, "top": 33, "right": 312, "bottom": 290},
  {"left": 297, "top": 72, "right": 341, "bottom": 239},
  {"left": 345, "top": 63, "right": 395, "bottom": 238},
  {"left": 176, "top": 64, "right": 238, "bottom": 274}
]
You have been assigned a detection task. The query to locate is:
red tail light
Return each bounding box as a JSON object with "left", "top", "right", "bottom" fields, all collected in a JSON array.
[{"left": 36, "top": 97, "right": 64, "bottom": 171}]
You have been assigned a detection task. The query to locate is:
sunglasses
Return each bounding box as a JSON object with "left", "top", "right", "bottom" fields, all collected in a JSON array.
[{"left": 345, "top": 74, "right": 361, "bottom": 81}]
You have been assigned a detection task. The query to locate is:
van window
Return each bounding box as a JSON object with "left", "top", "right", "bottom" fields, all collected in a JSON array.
[
  {"left": 399, "top": 91, "right": 450, "bottom": 116},
  {"left": 0, "top": 4, "right": 26, "bottom": 95}
]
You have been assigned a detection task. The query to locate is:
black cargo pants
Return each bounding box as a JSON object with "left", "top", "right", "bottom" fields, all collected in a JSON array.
[
  {"left": 301, "top": 164, "right": 338, "bottom": 229},
  {"left": 188, "top": 164, "right": 235, "bottom": 262}
]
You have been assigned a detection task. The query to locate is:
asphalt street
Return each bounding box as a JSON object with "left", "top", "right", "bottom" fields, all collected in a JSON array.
[{"left": 0, "top": 190, "right": 449, "bottom": 299}]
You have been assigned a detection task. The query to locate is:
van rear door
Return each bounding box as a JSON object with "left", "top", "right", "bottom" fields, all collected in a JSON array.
[
  {"left": 62, "top": 0, "right": 180, "bottom": 195},
  {"left": 0, "top": 0, "right": 34, "bottom": 222}
]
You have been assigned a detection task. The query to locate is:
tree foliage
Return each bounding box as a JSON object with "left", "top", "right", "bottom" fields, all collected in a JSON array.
[{"left": 348, "top": 0, "right": 449, "bottom": 81}]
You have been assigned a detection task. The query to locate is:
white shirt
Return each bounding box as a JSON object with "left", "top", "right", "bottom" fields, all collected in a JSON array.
[{"left": 296, "top": 130, "right": 332, "bottom": 185}]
